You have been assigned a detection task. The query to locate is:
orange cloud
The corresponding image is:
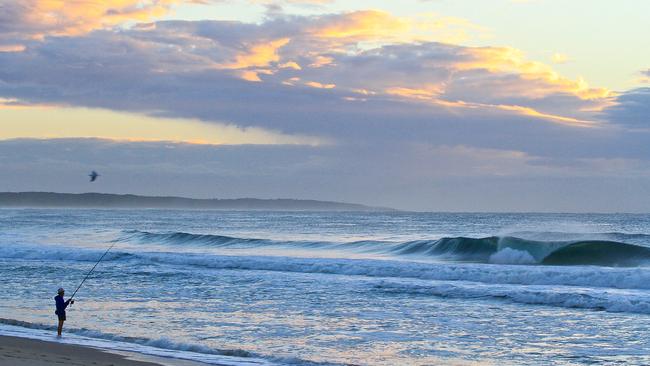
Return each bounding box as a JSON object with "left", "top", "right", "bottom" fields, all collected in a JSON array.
[
  {"left": 1, "top": 0, "right": 188, "bottom": 47},
  {"left": 0, "top": 44, "right": 27, "bottom": 52}
]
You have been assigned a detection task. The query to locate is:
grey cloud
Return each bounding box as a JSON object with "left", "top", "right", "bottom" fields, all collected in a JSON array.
[
  {"left": 0, "top": 19, "right": 635, "bottom": 159},
  {"left": 604, "top": 88, "right": 650, "bottom": 129}
]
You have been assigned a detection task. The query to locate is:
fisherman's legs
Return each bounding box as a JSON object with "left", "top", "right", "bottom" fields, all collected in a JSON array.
[{"left": 57, "top": 319, "right": 64, "bottom": 336}]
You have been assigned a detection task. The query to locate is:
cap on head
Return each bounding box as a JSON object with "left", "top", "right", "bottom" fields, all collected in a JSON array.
[{"left": 57, "top": 287, "right": 65, "bottom": 294}]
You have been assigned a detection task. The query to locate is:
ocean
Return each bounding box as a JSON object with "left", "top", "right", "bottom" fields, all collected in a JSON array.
[{"left": 1, "top": 209, "right": 650, "bottom": 365}]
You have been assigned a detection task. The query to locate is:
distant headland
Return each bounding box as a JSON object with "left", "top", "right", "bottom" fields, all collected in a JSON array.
[{"left": 0, "top": 192, "right": 394, "bottom": 211}]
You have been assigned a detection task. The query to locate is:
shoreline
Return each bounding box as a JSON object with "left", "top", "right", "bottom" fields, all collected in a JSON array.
[{"left": 0, "top": 335, "right": 214, "bottom": 366}]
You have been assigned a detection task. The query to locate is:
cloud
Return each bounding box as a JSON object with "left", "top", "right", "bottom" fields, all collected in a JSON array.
[
  {"left": 0, "top": 44, "right": 26, "bottom": 53},
  {"left": 304, "top": 81, "right": 335, "bottom": 89},
  {"left": 0, "top": 11, "right": 636, "bottom": 170},
  {"left": 640, "top": 68, "right": 650, "bottom": 83},
  {"left": 220, "top": 38, "right": 290, "bottom": 69},
  {"left": 0, "top": 4, "right": 615, "bottom": 127},
  {"left": 0, "top": 0, "right": 193, "bottom": 50},
  {"left": 291, "top": 10, "right": 488, "bottom": 45},
  {"left": 604, "top": 87, "right": 650, "bottom": 129},
  {"left": 449, "top": 46, "right": 608, "bottom": 101},
  {"left": 253, "top": 0, "right": 333, "bottom": 6},
  {"left": 551, "top": 52, "right": 569, "bottom": 64}
]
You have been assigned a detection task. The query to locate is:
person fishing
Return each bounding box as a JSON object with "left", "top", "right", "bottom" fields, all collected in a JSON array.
[
  {"left": 54, "top": 287, "right": 74, "bottom": 336},
  {"left": 54, "top": 241, "right": 116, "bottom": 336}
]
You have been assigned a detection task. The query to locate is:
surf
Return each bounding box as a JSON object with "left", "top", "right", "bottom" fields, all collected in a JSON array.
[
  {"left": 4, "top": 242, "right": 650, "bottom": 291},
  {"left": 121, "top": 230, "right": 650, "bottom": 267}
]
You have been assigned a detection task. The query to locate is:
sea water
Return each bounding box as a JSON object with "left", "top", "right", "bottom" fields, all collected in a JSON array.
[{"left": 1, "top": 209, "right": 650, "bottom": 365}]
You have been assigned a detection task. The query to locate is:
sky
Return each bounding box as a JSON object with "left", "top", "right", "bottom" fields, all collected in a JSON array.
[{"left": 0, "top": 0, "right": 649, "bottom": 212}]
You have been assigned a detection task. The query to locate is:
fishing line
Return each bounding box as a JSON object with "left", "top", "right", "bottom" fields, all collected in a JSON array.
[{"left": 70, "top": 242, "right": 117, "bottom": 300}]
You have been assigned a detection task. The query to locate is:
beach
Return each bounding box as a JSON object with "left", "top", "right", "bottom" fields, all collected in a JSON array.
[{"left": 0, "top": 335, "right": 205, "bottom": 366}]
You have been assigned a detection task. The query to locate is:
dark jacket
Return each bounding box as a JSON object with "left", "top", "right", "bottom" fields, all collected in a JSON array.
[{"left": 54, "top": 295, "right": 71, "bottom": 316}]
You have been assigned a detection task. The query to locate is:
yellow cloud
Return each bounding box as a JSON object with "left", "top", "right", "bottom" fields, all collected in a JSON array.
[
  {"left": 495, "top": 104, "right": 594, "bottom": 127},
  {"left": 221, "top": 38, "right": 290, "bottom": 69},
  {"left": 457, "top": 46, "right": 612, "bottom": 101},
  {"left": 238, "top": 70, "right": 263, "bottom": 82},
  {"left": 279, "top": 61, "right": 302, "bottom": 70},
  {"left": 309, "top": 55, "right": 334, "bottom": 68},
  {"left": 0, "top": 105, "right": 327, "bottom": 146},
  {"left": 308, "top": 10, "right": 487, "bottom": 45},
  {"left": 551, "top": 52, "right": 570, "bottom": 64},
  {"left": 383, "top": 88, "right": 596, "bottom": 127},
  {"left": 385, "top": 86, "right": 442, "bottom": 100},
  {"left": 305, "top": 81, "right": 336, "bottom": 89},
  {"left": 310, "top": 10, "right": 410, "bottom": 40},
  {"left": 352, "top": 88, "right": 375, "bottom": 96},
  {"left": 282, "top": 77, "right": 301, "bottom": 86}
]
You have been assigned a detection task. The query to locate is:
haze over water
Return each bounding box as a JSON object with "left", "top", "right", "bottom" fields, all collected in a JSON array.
[{"left": 2, "top": 209, "right": 650, "bottom": 365}]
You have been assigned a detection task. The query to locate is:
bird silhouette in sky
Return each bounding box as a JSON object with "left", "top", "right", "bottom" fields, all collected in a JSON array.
[{"left": 89, "top": 171, "right": 100, "bottom": 182}]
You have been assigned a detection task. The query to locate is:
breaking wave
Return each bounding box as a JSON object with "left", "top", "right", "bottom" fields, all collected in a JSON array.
[
  {"left": 3, "top": 243, "right": 650, "bottom": 291},
  {"left": 122, "top": 230, "right": 650, "bottom": 267}
]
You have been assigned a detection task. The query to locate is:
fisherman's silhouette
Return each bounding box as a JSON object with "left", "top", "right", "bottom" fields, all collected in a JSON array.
[
  {"left": 54, "top": 288, "right": 74, "bottom": 336},
  {"left": 89, "top": 171, "right": 100, "bottom": 182}
]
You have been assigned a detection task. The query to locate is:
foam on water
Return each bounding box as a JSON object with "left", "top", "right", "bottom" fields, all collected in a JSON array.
[
  {"left": 0, "top": 320, "right": 284, "bottom": 365},
  {"left": 488, "top": 248, "right": 537, "bottom": 265},
  {"left": 372, "top": 279, "right": 650, "bottom": 314}
]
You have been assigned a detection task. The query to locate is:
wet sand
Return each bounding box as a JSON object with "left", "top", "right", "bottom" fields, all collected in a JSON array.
[{"left": 0, "top": 335, "right": 208, "bottom": 366}]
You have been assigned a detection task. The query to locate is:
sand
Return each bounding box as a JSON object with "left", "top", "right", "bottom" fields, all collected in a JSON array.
[{"left": 0, "top": 335, "right": 209, "bottom": 366}]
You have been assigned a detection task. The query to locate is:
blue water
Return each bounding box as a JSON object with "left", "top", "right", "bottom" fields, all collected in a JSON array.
[{"left": 2, "top": 209, "right": 650, "bottom": 365}]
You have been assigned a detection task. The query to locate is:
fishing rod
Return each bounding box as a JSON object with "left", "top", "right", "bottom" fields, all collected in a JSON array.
[{"left": 69, "top": 242, "right": 117, "bottom": 301}]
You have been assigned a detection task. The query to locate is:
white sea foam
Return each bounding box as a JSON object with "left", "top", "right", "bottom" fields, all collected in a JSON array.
[
  {"left": 489, "top": 248, "right": 536, "bottom": 264},
  {"left": 372, "top": 279, "right": 650, "bottom": 314},
  {"left": 0, "top": 319, "right": 290, "bottom": 365}
]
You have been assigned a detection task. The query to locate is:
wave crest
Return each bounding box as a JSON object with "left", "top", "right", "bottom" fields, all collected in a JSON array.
[{"left": 122, "top": 230, "right": 650, "bottom": 267}]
